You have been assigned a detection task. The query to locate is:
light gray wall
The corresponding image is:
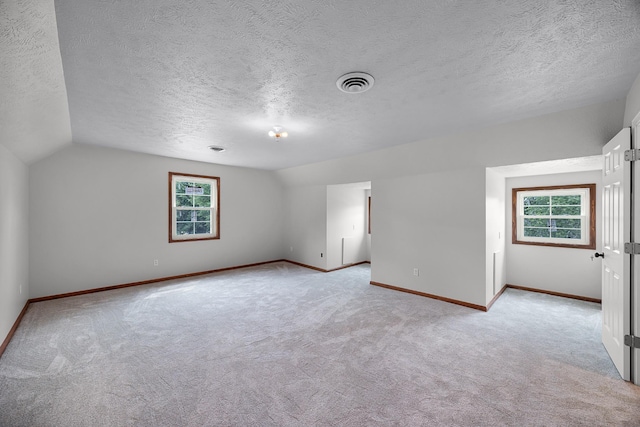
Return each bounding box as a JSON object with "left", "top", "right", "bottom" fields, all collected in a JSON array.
[
  {"left": 505, "top": 170, "right": 602, "bottom": 299},
  {"left": 326, "top": 185, "right": 368, "bottom": 270},
  {"left": 29, "top": 144, "right": 284, "bottom": 298},
  {"left": 277, "top": 99, "right": 624, "bottom": 307},
  {"left": 283, "top": 185, "right": 327, "bottom": 270},
  {"left": 0, "top": 143, "right": 29, "bottom": 344},
  {"left": 374, "top": 168, "right": 487, "bottom": 305}
]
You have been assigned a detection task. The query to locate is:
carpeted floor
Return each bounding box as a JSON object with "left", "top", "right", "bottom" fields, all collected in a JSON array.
[{"left": 1, "top": 261, "right": 639, "bottom": 426}]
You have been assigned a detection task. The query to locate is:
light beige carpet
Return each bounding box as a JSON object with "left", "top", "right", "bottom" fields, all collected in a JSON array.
[{"left": 1, "top": 262, "right": 639, "bottom": 426}]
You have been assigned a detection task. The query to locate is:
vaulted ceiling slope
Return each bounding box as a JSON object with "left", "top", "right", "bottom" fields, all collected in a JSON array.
[
  {"left": 3, "top": 1, "right": 640, "bottom": 169},
  {"left": 0, "top": 0, "right": 72, "bottom": 164}
]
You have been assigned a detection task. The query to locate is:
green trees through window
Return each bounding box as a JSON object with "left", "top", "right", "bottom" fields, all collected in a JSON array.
[{"left": 522, "top": 194, "right": 583, "bottom": 239}]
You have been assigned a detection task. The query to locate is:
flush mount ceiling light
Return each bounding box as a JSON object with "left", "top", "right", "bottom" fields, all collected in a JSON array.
[
  {"left": 268, "top": 126, "right": 288, "bottom": 141},
  {"left": 208, "top": 145, "right": 225, "bottom": 152},
  {"left": 336, "top": 72, "right": 375, "bottom": 94}
]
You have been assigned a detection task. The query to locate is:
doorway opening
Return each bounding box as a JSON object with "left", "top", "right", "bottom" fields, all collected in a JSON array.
[
  {"left": 326, "top": 181, "right": 371, "bottom": 275},
  {"left": 487, "top": 155, "right": 603, "bottom": 304}
]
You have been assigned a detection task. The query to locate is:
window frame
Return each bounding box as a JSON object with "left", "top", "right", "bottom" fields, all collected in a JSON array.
[
  {"left": 511, "top": 183, "right": 596, "bottom": 250},
  {"left": 169, "top": 172, "right": 220, "bottom": 243}
]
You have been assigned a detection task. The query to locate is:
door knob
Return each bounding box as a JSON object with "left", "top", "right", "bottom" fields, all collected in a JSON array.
[{"left": 594, "top": 252, "right": 604, "bottom": 258}]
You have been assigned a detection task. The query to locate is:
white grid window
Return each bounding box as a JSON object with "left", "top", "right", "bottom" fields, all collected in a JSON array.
[
  {"left": 169, "top": 173, "right": 220, "bottom": 242},
  {"left": 513, "top": 184, "right": 595, "bottom": 249}
]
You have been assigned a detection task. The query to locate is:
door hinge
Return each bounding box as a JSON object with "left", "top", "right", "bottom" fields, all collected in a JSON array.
[
  {"left": 624, "top": 149, "right": 640, "bottom": 161},
  {"left": 624, "top": 242, "right": 640, "bottom": 254},
  {"left": 624, "top": 335, "right": 640, "bottom": 349}
]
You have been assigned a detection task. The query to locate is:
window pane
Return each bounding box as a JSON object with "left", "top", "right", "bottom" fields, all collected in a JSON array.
[
  {"left": 194, "top": 195, "right": 211, "bottom": 207},
  {"left": 553, "top": 218, "right": 581, "bottom": 229},
  {"left": 551, "top": 195, "right": 581, "bottom": 205},
  {"left": 551, "top": 229, "right": 581, "bottom": 239},
  {"left": 175, "top": 181, "right": 189, "bottom": 193},
  {"left": 201, "top": 183, "right": 211, "bottom": 196},
  {"left": 524, "top": 228, "right": 550, "bottom": 237},
  {"left": 176, "top": 210, "right": 196, "bottom": 221},
  {"left": 196, "top": 211, "right": 211, "bottom": 221},
  {"left": 523, "top": 196, "right": 549, "bottom": 206},
  {"left": 551, "top": 206, "right": 580, "bottom": 215},
  {"left": 524, "top": 218, "right": 548, "bottom": 227},
  {"left": 176, "top": 195, "right": 193, "bottom": 207},
  {"left": 195, "top": 222, "right": 211, "bottom": 234},
  {"left": 524, "top": 206, "right": 550, "bottom": 216},
  {"left": 177, "top": 222, "right": 195, "bottom": 235}
]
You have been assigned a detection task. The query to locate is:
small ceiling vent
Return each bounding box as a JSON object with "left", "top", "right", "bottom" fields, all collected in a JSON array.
[
  {"left": 208, "top": 145, "right": 225, "bottom": 152},
  {"left": 336, "top": 72, "right": 375, "bottom": 94}
]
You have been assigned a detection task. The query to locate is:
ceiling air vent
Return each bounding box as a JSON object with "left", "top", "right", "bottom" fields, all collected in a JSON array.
[{"left": 336, "top": 72, "right": 375, "bottom": 94}]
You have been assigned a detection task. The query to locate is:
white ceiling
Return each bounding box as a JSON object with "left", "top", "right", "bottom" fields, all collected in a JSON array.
[{"left": 3, "top": 1, "right": 640, "bottom": 169}]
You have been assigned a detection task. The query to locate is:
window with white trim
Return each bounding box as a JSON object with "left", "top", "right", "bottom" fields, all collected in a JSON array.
[
  {"left": 169, "top": 172, "right": 220, "bottom": 242},
  {"left": 512, "top": 184, "right": 595, "bottom": 249}
]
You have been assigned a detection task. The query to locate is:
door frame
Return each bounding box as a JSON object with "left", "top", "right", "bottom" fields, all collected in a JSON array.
[{"left": 632, "top": 112, "right": 640, "bottom": 385}]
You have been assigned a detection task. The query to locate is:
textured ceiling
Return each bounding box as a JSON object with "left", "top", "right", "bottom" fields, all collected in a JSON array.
[
  {"left": 0, "top": 0, "right": 72, "bottom": 164},
  {"left": 51, "top": 0, "right": 640, "bottom": 170}
]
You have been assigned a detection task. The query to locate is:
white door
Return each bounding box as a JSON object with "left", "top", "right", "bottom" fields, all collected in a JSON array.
[{"left": 601, "top": 127, "right": 631, "bottom": 380}]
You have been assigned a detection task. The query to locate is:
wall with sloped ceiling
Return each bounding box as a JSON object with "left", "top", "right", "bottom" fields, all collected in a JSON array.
[
  {"left": 277, "top": 99, "right": 624, "bottom": 308},
  {"left": 28, "top": 144, "right": 285, "bottom": 299},
  {"left": 0, "top": 0, "right": 72, "bottom": 351}
]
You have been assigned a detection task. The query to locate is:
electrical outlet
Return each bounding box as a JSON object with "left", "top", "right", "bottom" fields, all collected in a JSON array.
[
  {"left": 413, "top": 268, "right": 419, "bottom": 276},
  {"left": 290, "top": 246, "right": 293, "bottom": 252},
  {"left": 19, "top": 284, "right": 22, "bottom": 295},
  {"left": 153, "top": 259, "right": 159, "bottom": 266}
]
